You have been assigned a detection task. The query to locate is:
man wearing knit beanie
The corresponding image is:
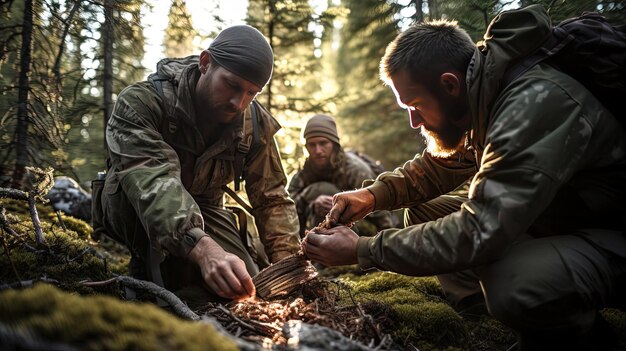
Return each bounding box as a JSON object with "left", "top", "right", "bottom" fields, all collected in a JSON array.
[
  {"left": 100, "top": 25, "right": 300, "bottom": 304},
  {"left": 288, "top": 115, "right": 396, "bottom": 237},
  {"left": 302, "top": 114, "right": 341, "bottom": 145}
]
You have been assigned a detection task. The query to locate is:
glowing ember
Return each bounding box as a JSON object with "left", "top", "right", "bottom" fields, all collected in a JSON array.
[{"left": 202, "top": 279, "right": 394, "bottom": 348}]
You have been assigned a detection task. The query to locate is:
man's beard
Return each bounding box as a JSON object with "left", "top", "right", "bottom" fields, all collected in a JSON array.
[
  {"left": 421, "top": 90, "right": 468, "bottom": 158},
  {"left": 197, "top": 69, "right": 242, "bottom": 124},
  {"left": 421, "top": 125, "right": 465, "bottom": 158}
]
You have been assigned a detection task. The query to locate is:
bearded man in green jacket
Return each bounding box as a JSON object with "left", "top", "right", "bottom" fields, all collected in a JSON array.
[
  {"left": 303, "top": 6, "right": 626, "bottom": 349},
  {"left": 100, "top": 25, "right": 300, "bottom": 302}
]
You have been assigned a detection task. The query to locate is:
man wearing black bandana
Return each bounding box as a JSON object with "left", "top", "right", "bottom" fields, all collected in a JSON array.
[{"left": 99, "top": 25, "right": 300, "bottom": 303}]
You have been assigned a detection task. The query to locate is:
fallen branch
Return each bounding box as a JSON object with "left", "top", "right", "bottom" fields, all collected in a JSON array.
[
  {"left": 0, "top": 187, "right": 29, "bottom": 201},
  {"left": 0, "top": 277, "right": 60, "bottom": 291},
  {"left": 80, "top": 275, "right": 200, "bottom": 321}
]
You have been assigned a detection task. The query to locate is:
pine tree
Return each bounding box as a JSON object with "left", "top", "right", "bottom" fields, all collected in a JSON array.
[
  {"left": 0, "top": 0, "right": 147, "bottom": 184},
  {"left": 163, "top": 0, "right": 198, "bottom": 58},
  {"left": 246, "top": 0, "right": 337, "bottom": 176},
  {"left": 333, "top": 0, "right": 419, "bottom": 169}
]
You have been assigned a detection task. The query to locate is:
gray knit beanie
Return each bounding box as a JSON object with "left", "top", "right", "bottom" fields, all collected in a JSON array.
[{"left": 303, "top": 114, "right": 340, "bottom": 145}]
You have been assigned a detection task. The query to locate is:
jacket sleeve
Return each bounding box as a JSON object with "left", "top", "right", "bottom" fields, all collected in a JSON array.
[
  {"left": 345, "top": 158, "right": 397, "bottom": 230},
  {"left": 356, "top": 70, "right": 626, "bottom": 275},
  {"left": 106, "top": 83, "right": 206, "bottom": 257},
  {"left": 244, "top": 114, "right": 301, "bottom": 262},
  {"left": 367, "top": 150, "right": 476, "bottom": 212}
]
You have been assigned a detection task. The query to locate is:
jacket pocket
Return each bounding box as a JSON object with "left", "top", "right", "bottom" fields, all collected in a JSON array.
[{"left": 90, "top": 174, "right": 106, "bottom": 237}]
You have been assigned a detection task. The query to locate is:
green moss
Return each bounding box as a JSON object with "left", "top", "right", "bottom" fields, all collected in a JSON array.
[
  {"left": 343, "top": 271, "right": 444, "bottom": 301},
  {"left": 0, "top": 199, "right": 124, "bottom": 296},
  {"left": 338, "top": 272, "right": 468, "bottom": 350},
  {"left": 0, "top": 284, "right": 237, "bottom": 351},
  {"left": 45, "top": 211, "right": 93, "bottom": 239},
  {"left": 602, "top": 308, "right": 626, "bottom": 350}
]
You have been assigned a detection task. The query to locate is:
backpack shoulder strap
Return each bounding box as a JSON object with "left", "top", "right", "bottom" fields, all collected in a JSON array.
[
  {"left": 148, "top": 73, "right": 178, "bottom": 138},
  {"left": 233, "top": 100, "right": 260, "bottom": 191}
]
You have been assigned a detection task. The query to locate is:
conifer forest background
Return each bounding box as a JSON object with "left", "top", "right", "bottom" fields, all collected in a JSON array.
[{"left": 1, "top": 0, "right": 624, "bottom": 188}]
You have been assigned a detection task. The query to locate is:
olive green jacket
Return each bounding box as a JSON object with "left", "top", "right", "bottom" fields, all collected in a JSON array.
[
  {"left": 103, "top": 58, "right": 300, "bottom": 262},
  {"left": 357, "top": 5, "right": 626, "bottom": 275},
  {"left": 288, "top": 150, "right": 396, "bottom": 233}
]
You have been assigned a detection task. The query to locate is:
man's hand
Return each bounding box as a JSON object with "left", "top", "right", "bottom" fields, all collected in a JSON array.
[
  {"left": 188, "top": 236, "right": 255, "bottom": 300},
  {"left": 312, "top": 195, "right": 333, "bottom": 216},
  {"left": 302, "top": 226, "right": 359, "bottom": 266},
  {"left": 328, "top": 189, "right": 375, "bottom": 226}
]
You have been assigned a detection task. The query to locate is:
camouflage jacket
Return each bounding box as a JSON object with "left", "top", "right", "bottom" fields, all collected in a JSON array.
[
  {"left": 288, "top": 150, "right": 395, "bottom": 233},
  {"left": 104, "top": 57, "right": 300, "bottom": 262},
  {"left": 357, "top": 5, "right": 626, "bottom": 275}
]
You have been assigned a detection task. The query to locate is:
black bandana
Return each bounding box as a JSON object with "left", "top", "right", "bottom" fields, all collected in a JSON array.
[{"left": 208, "top": 25, "right": 274, "bottom": 88}]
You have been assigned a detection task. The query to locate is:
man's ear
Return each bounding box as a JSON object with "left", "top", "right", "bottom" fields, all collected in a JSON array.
[
  {"left": 199, "top": 50, "right": 211, "bottom": 73},
  {"left": 440, "top": 72, "right": 462, "bottom": 97}
]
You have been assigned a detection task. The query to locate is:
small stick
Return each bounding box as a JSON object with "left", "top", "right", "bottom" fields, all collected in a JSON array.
[
  {"left": 28, "top": 193, "right": 46, "bottom": 246},
  {"left": 215, "top": 305, "right": 257, "bottom": 333},
  {"left": 55, "top": 210, "right": 67, "bottom": 231}
]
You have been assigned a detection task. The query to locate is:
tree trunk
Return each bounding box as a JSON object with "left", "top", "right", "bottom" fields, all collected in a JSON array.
[
  {"left": 103, "top": 0, "right": 114, "bottom": 151},
  {"left": 427, "top": 0, "right": 440, "bottom": 20},
  {"left": 12, "top": 0, "right": 33, "bottom": 189},
  {"left": 412, "top": 0, "right": 424, "bottom": 23}
]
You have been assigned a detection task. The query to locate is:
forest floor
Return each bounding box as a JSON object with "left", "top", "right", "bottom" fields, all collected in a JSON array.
[{"left": 0, "top": 195, "right": 625, "bottom": 351}]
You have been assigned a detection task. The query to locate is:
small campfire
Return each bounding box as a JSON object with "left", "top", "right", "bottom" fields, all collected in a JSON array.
[
  {"left": 202, "top": 249, "right": 394, "bottom": 348},
  {"left": 201, "top": 216, "right": 396, "bottom": 348},
  {"left": 206, "top": 278, "right": 394, "bottom": 347}
]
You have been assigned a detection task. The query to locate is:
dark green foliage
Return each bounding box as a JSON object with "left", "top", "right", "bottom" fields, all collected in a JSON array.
[
  {"left": 0, "top": 0, "right": 147, "bottom": 184},
  {"left": 334, "top": 0, "right": 423, "bottom": 169}
]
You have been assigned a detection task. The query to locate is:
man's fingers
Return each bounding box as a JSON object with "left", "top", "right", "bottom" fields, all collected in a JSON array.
[
  {"left": 303, "top": 234, "right": 325, "bottom": 263},
  {"left": 303, "top": 233, "right": 318, "bottom": 257},
  {"left": 209, "top": 274, "right": 233, "bottom": 298},
  {"left": 328, "top": 203, "right": 343, "bottom": 225},
  {"left": 222, "top": 270, "right": 246, "bottom": 296},
  {"left": 305, "top": 232, "right": 324, "bottom": 247},
  {"left": 232, "top": 263, "right": 255, "bottom": 298}
]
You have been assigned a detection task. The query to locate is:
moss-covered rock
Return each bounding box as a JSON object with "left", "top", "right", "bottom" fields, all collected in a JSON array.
[{"left": 0, "top": 284, "right": 237, "bottom": 351}]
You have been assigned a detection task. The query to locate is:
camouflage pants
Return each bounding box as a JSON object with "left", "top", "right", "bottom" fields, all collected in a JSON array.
[
  {"left": 102, "top": 188, "right": 259, "bottom": 304},
  {"left": 406, "top": 182, "right": 626, "bottom": 340}
]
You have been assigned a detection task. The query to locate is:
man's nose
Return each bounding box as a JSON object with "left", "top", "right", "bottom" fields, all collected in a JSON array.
[
  {"left": 229, "top": 92, "right": 245, "bottom": 109},
  {"left": 409, "top": 109, "right": 424, "bottom": 129}
]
